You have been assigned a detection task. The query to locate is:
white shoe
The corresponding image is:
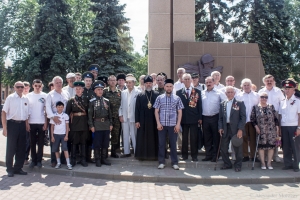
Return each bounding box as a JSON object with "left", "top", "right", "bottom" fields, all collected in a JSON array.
[
  {"left": 157, "top": 164, "right": 165, "bottom": 169},
  {"left": 55, "top": 163, "right": 61, "bottom": 169},
  {"left": 172, "top": 165, "right": 179, "bottom": 170},
  {"left": 267, "top": 166, "right": 273, "bottom": 170},
  {"left": 261, "top": 166, "right": 266, "bottom": 170},
  {"left": 67, "top": 164, "right": 72, "bottom": 170}
]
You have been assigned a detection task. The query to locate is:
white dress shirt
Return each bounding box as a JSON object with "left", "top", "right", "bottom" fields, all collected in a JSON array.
[
  {"left": 258, "top": 87, "right": 285, "bottom": 112},
  {"left": 279, "top": 95, "right": 300, "bottom": 126},
  {"left": 201, "top": 88, "right": 223, "bottom": 116},
  {"left": 173, "top": 80, "right": 184, "bottom": 94},
  {"left": 2, "top": 92, "right": 29, "bottom": 121},
  {"left": 236, "top": 91, "right": 260, "bottom": 122},
  {"left": 214, "top": 83, "right": 225, "bottom": 90},
  {"left": 63, "top": 85, "right": 75, "bottom": 98},
  {"left": 46, "top": 90, "right": 70, "bottom": 119},
  {"left": 226, "top": 99, "right": 234, "bottom": 123}
]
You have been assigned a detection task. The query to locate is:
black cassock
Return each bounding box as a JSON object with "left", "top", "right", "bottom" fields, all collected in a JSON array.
[{"left": 135, "top": 90, "right": 159, "bottom": 160}]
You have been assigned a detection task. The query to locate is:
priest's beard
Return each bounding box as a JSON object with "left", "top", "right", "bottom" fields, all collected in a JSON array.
[{"left": 146, "top": 88, "right": 152, "bottom": 92}]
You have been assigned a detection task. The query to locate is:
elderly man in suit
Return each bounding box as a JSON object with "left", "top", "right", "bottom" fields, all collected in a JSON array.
[
  {"left": 119, "top": 75, "right": 140, "bottom": 157},
  {"left": 218, "top": 86, "right": 246, "bottom": 172},
  {"left": 176, "top": 73, "right": 202, "bottom": 161}
]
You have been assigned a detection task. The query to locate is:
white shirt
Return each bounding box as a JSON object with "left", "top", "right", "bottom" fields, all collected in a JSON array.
[
  {"left": 258, "top": 87, "right": 285, "bottom": 112},
  {"left": 226, "top": 99, "right": 234, "bottom": 123},
  {"left": 27, "top": 92, "right": 47, "bottom": 124},
  {"left": 214, "top": 83, "right": 225, "bottom": 90},
  {"left": 46, "top": 90, "right": 70, "bottom": 119},
  {"left": 236, "top": 91, "right": 260, "bottom": 122},
  {"left": 49, "top": 112, "right": 69, "bottom": 134},
  {"left": 173, "top": 80, "right": 184, "bottom": 94},
  {"left": 2, "top": 92, "right": 29, "bottom": 121},
  {"left": 152, "top": 84, "right": 158, "bottom": 90},
  {"left": 185, "top": 86, "right": 193, "bottom": 96},
  {"left": 62, "top": 85, "right": 75, "bottom": 98},
  {"left": 201, "top": 88, "right": 223, "bottom": 116},
  {"left": 193, "top": 83, "right": 207, "bottom": 91},
  {"left": 279, "top": 95, "right": 300, "bottom": 126}
]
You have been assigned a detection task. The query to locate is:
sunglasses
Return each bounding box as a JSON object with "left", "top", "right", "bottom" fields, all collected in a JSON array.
[
  {"left": 260, "top": 96, "right": 268, "bottom": 99},
  {"left": 16, "top": 86, "right": 24, "bottom": 89}
]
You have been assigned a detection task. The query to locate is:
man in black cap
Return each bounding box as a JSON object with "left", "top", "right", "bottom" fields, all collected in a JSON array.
[
  {"left": 191, "top": 73, "right": 206, "bottom": 91},
  {"left": 153, "top": 79, "right": 184, "bottom": 170},
  {"left": 116, "top": 73, "right": 127, "bottom": 91},
  {"left": 135, "top": 75, "right": 159, "bottom": 160},
  {"left": 82, "top": 71, "right": 96, "bottom": 163},
  {"left": 88, "top": 64, "right": 100, "bottom": 80},
  {"left": 66, "top": 81, "right": 89, "bottom": 167},
  {"left": 176, "top": 73, "right": 202, "bottom": 161},
  {"left": 98, "top": 76, "right": 108, "bottom": 87},
  {"left": 279, "top": 79, "right": 300, "bottom": 172},
  {"left": 88, "top": 80, "right": 113, "bottom": 167}
]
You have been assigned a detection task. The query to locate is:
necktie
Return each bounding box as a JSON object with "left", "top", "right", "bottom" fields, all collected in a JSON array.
[{"left": 186, "top": 88, "right": 189, "bottom": 98}]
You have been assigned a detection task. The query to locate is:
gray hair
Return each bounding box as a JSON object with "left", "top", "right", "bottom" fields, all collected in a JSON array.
[
  {"left": 225, "top": 75, "right": 235, "bottom": 81},
  {"left": 211, "top": 71, "right": 221, "bottom": 76},
  {"left": 182, "top": 73, "right": 191, "bottom": 79},
  {"left": 52, "top": 76, "right": 63, "bottom": 83},
  {"left": 205, "top": 76, "right": 214, "bottom": 82},
  {"left": 177, "top": 68, "right": 186, "bottom": 73},
  {"left": 225, "top": 86, "right": 235, "bottom": 93},
  {"left": 241, "top": 78, "right": 252, "bottom": 87}
]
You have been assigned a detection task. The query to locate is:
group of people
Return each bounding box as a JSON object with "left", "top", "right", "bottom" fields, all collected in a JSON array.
[{"left": 2, "top": 64, "right": 300, "bottom": 177}]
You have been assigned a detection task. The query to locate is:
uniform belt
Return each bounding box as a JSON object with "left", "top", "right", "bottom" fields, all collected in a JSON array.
[
  {"left": 94, "top": 117, "right": 108, "bottom": 122},
  {"left": 9, "top": 119, "right": 25, "bottom": 123},
  {"left": 73, "top": 112, "right": 86, "bottom": 116},
  {"left": 203, "top": 114, "right": 218, "bottom": 117}
]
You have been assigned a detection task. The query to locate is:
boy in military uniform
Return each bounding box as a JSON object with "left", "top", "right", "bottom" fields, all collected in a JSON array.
[
  {"left": 103, "top": 75, "right": 122, "bottom": 158},
  {"left": 88, "top": 81, "right": 113, "bottom": 167},
  {"left": 66, "top": 81, "right": 89, "bottom": 167}
]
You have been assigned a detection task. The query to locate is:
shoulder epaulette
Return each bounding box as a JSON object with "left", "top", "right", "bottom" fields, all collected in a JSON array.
[
  {"left": 89, "top": 97, "right": 96, "bottom": 102},
  {"left": 103, "top": 97, "right": 109, "bottom": 101}
]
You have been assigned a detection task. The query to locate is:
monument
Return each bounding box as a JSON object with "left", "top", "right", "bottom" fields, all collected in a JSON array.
[{"left": 148, "top": 0, "right": 265, "bottom": 87}]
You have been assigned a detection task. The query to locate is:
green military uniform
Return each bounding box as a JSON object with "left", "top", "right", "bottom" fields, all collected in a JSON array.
[
  {"left": 103, "top": 87, "right": 121, "bottom": 158},
  {"left": 155, "top": 87, "right": 165, "bottom": 95},
  {"left": 88, "top": 81, "right": 112, "bottom": 167}
]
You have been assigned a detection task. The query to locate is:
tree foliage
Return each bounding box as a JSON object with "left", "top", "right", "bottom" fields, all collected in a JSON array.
[
  {"left": 195, "top": 0, "right": 231, "bottom": 42},
  {"left": 78, "top": 0, "right": 134, "bottom": 76}
]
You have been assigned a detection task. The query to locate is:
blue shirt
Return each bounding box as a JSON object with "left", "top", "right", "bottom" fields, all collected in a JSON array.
[{"left": 153, "top": 93, "right": 184, "bottom": 126}]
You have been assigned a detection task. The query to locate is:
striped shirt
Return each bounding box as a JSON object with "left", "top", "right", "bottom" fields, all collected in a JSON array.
[{"left": 153, "top": 93, "right": 184, "bottom": 126}]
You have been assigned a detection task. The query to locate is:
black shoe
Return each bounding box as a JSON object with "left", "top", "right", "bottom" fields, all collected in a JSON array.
[
  {"left": 80, "top": 160, "right": 88, "bottom": 167},
  {"left": 120, "top": 154, "right": 131, "bottom": 158},
  {"left": 282, "top": 166, "right": 293, "bottom": 170},
  {"left": 14, "top": 169, "right": 27, "bottom": 175},
  {"left": 251, "top": 158, "right": 260, "bottom": 163},
  {"left": 192, "top": 158, "right": 198, "bottom": 162},
  {"left": 294, "top": 168, "right": 299, "bottom": 172},
  {"left": 94, "top": 148, "right": 101, "bottom": 167},
  {"left": 7, "top": 172, "right": 14, "bottom": 177},
  {"left": 180, "top": 157, "right": 188, "bottom": 161},
  {"left": 211, "top": 158, "right": 217, "bottom": 162},
  {"left": 29, "top": 162, "right": 36, "bottom": 169},
  {"left": 202, "top": 157, "right": 212, "bottom": 161},
  {"left": 220, "top": 166, "right": 232, "bottom": 170},
  {"left": 242, "top": 157, "right": 249, "bottom": 162},
  {"left": 101, "top": 149, "right": 111, "bottom": 166},
  {"left": 37, "top": 162, "right": 42, "bottom": 168}
]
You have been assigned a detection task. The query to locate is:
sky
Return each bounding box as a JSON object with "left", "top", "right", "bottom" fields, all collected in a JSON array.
[{"left": 119, "top": 0, "right": 148, "bottom": 54}]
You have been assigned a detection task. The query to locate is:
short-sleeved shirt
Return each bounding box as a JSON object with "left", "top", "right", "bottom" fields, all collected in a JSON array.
[
  {"left": 153, "top": 93, "right": 184, "bottom": 126},
  {"left": 201, "top": 88, "right": 223, "bottom": 116},
  {"left": 27, "top": 92, "right": 47, "bottom": 124},
  {"left": 46, "top": 90, "right": 70, "bottom": 119},
  {"left": 50, "top": 112, "right": 69, "bottom": 135},
  {"left": 258, "top": 87, "right": 285, "bottom": 112},
  {"left": 279, "top": 95, "right": 300, "bottom": 126},
  {"left": 2, "top": 92, "right": 29, "bottom": 121}
]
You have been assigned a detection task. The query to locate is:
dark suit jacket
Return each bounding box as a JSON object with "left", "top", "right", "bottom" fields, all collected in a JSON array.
[
  {"left": 176, "top": 87, "right": 202, "bottom": 124},
  {"left": 218, "top": 98, "right": 246, "bottom": 137}
]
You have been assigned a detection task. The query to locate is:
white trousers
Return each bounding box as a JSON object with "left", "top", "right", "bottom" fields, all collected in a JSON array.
[{"left": 122, "top": 120, "right": 137, "bottom": 154}]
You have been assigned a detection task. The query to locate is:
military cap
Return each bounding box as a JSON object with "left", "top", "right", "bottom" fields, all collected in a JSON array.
[
  {"left": 191, "top": 73, "right": 199, "bottom": 79},
  {"left": 66, "top": 73, "right": 76, "bottom": 79},
  {"left": 164, "top": 79, "right": 174, "bottom": 85},
  {"left": 144, "top": 75, "right": 153, "bottom": 83},
  {"left": 92, "top": 80, "right": 105, "bottom": 90},
  {"left": 157, "top": 72, "right": 167, "bottom": 79},
  {"left": 88, "top": 64, "right": 100, "bottom": 72},
  {"left": 82, "top": 71, "right": 94, "bottom": 81},
  {"left": 116, "top": 73, "right": 126, "bottom": 81},
  {"left": 281, "top": 79, "right": 296, "bottom": 88},
  {"left": 74, "top": 81, "right": 85, "bottom": 87},
  {"left": 231, "top": 134, "right": 243, "bottom": 147},
  {"left": 98, "top": 76, "right": 108, "bottom": 85}
]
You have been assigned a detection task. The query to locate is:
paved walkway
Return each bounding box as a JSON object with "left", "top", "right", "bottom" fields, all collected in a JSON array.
[{"left": 0, "top": 166, "right": 299, "bottom": 200}]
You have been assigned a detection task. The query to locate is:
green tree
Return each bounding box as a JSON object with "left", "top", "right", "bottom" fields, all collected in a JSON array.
[
  {"left": 231, "top": 0, "right": 295, "bottom": 82},
  {"left": 78, "top": 0, "right": 133, "bottom": 76},
  {"left": 195, "top": 0, "right": 231, "bottom": 42},
  {"left": 130, "top": 52, "right": 148, "bottom": 82},
  {"left": 12, "top": 0, "right": 79, "bottom": 85}
]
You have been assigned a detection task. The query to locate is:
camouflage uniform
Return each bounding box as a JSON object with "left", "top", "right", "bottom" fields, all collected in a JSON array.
[
  {"left": 155, "top": 87, "right": 165, "bottom": 95},
  {"left": 103, "top": 87, "right": 121, "bottom": 157}
]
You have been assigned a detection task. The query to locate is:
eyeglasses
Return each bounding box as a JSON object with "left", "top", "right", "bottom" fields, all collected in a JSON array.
[
  {"left": 15, "top": 86, "right": 24, "bottom": 89},
  {"left": 260, "top": 96, "right": 268, "bottom": 99}
]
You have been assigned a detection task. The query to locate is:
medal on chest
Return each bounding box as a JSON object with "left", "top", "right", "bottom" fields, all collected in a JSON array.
[{"left": 189, "top": 89, "right": 198, "bottom": 108}]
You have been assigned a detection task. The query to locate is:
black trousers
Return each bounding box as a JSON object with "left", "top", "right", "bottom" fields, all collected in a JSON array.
[
  {"left": 181, "top": 123, "right": 198, "bottom": 159},
  {"left": 29, "top": 124, "right": 44, "bottom": 163},
  {"left": 93, "top": 130, "right": 110, "bottom": 149},
  {"left": 282, "top": 126, "right": 300, "bottom": 169},
  {"left": 6, "top": 120, "right": 27, "bottom": 173},
  {"left": 202, "top": 114, "right": 220, "bottom": 158},
  {"left": 24, "top": 131, "right": 30, "bottom": 160}
]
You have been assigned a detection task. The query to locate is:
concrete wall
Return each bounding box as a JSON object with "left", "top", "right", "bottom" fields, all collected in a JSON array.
[{"left": 173, "top": 41, "right": 266, "bottom": 88}]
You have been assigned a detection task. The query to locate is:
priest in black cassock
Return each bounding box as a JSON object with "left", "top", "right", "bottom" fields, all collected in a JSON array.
[{"left": 135, "top": 75, "right": 159, "bottom": 160}]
